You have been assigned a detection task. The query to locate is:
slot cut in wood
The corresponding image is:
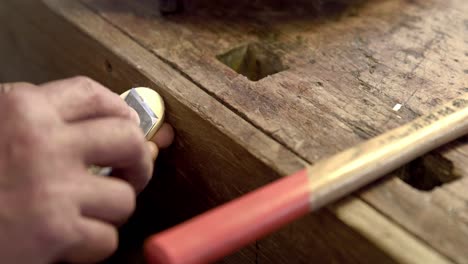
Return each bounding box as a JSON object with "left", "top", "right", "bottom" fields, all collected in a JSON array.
[
  {"left": 399, "top": 154, "right": 461, "bottom": 191},
  {"left": 217, "top": 42, "right": 287, "bottom": 82}
]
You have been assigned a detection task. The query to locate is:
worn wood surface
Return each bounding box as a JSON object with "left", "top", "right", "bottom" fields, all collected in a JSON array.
[
  {"left": 1, "top": 0, "right": 467, "bottom": 263},
  {"left": 0, "top": 1, "right": 411, "bottom": 263},
  {"left": 74, "top": 0, "right": 468, "bottom": 262}
]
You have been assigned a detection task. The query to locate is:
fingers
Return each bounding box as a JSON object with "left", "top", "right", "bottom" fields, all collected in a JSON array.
[
  {"left": 129, "top": 107, "right": 141, "bottom": 124},
  {"left": 69, "top": 118, "right": 153, "bottom": 192},
  {"left": 62, "top": 218, "right": 118, "bottom": 264},
  {"left": 77, "top": 176, "right": 136, "bottom": 225},
  {"left": 39, "top": 76, "right": 134, "bottom": 122},
  {"left": 148, "top": 141, "right": 159, "bottom": 161},
  {"left": 151, "top": 123, "right": 174, "bottom": 149},
  {"left": 0, "top": 82, "right": 14, "bottom": 94},
  {"left": 0, "top": 82, "right": 36, "bottom": 94}
]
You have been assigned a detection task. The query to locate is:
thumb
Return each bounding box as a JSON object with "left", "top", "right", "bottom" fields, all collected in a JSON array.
[{"left": 150, "top": 123, "right": 174, "bottom": 149}]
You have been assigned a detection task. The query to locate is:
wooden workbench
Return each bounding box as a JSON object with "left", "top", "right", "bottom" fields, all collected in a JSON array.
[{"left": 1, "top": 0, "right": 468, "bottom": 263}]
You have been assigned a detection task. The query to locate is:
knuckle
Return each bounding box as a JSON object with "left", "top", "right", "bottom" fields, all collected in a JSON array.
[
  {"left": 0, "top": 82, "right": 35, "bottom": 94},
  {"left": 75, "top": 76, "right": 98, "bottom": 93},
  {"left": 128, "top": 122, "right": 145, "bottom": 140},
  {"left": 3, "top": 89, "right": 31, "bottom": 113},
  {"left": 62, "top": 226, "right": 118, "bottom": 264},
  {"left": 74, "top": 77, "right": 111, "bottom": 110},
  {"left": 120, "top": 182, "right": 137, "bottom": 214},
  {"left": 60, "top": 76, "right": 129, "bottom": 120},
  {"left": 126, "top": 123, "right": 146, "bottom": 155},
  {"left": 107, "top": 119, "right": 146, "bottom": 162},
  {"left": 135, "top": 156, "right": 153, "bottom": 193},
  {"left": 73, "top": 76, "right": 103, "bottom": 95},
  {"left": 0, "top": 82, "right": 12, "bottom": 94},
  {"left": 131, "top": 140, "right": 146, "bottom": 162},
  {"left": 2, "top": 92, "right": 56, "bottom": 157},
  {"left": 88, "top": 90, "right": 108, "bottom": 110},
  {"left": 12, "top": 123, "right": 51, "bottom": 155},
  {"left": 2, "top": 87, "right": 48, "bottom": 122},
  {"left": 102, "top": 228, "right": 119, "bottom": 256},
  {"left": 72, "top": 76, "right": 96, "bottom": 88},
  {"left": 109, "top": 181, "right": 136, "bottom": 223},
  {"left": 13, "top": 82, "right": 37, "bottom": 90}
]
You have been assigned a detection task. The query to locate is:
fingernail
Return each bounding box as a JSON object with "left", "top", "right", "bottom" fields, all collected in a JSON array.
[{"left": 129, "top": 107, "right": 140, "bottom": 125}]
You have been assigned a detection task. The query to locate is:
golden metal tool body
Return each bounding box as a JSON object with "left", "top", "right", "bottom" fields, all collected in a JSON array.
[
  {"left": 120, "top": 87, "right": 165, "bottom": 139},
  {"left": 91, "top": 88, "right": 165, "bottom": 175}
]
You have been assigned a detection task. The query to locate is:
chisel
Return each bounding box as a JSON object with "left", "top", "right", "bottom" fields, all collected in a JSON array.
[{"left": 91, "top": 87, "right": 165, "bottom": 175}]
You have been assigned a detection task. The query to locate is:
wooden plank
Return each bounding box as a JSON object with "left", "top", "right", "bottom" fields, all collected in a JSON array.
[
  {"left": 360, "top": 139, "right": 468, "bottom": 263},
  {"left": 332, "top": 197, "right": 451, "bottom": 264},
  {"left": 69, "top": 0, "right": 468, "bottom": 262},
  {"left": 0, "top": 0, "right": 461, "bottom": 262},
  {"left": 0, "top": 0, "right": 424, "bottom": 263},
  {"left": 79, "top": 0, "right": 467, "bottom": 161}
]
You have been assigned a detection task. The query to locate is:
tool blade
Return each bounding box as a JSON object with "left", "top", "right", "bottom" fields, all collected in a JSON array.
[{"left": 124, "top": 88, "right": 159, "bottom": 136}]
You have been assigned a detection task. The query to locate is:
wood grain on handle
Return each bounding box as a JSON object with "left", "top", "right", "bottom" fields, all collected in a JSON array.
[{"left": 145, "top": 94, "right": 468, "bottom": 264}]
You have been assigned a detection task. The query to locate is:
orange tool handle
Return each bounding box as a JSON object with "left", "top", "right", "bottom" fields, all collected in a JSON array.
[{"left": 144, "top": 170, "right": 310, "bottom": 264}]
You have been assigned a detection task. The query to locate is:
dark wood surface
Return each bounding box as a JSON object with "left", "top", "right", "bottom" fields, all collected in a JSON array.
[{"left": 1, "top": 0, "right": 467, "bottom": 263}]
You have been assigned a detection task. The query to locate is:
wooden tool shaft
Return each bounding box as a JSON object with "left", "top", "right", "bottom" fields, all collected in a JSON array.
[{"left": 145, "top": 95, "right": 468, "bottom": 264}]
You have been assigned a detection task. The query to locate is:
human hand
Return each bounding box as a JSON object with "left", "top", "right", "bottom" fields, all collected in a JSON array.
[{"left": 0, "top": 77, "right": 173, "bottom": 264}]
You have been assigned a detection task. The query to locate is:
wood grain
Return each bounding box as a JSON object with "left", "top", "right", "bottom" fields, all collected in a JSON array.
[
  {"left": 1, "top": 0, "right": 466, "bottom": 263},
  {"left": 70, "top": 0, "right": 468, "bottom": 262},
  {"left": 0, "top": 0, "right": 419, "bottom": 263},
  {"left": 146, "top": 93, "right": 468, "bottom": 264}
]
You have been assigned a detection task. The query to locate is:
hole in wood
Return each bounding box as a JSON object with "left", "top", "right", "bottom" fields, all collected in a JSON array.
[
  {"left": 159, "top": 0, "right": 184, "bottom": 15},
  {"left": 399, "top": 154, "right": 461, "bottom": 191},
  {"left": 217, "top": 43, "right": 287, "bottom": 81},
  {"left": 104, "top": 59, "right": 113, "bottom": 73},
  {"left": 321, "top": 1, "right": 350, "bottom": 14}
]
